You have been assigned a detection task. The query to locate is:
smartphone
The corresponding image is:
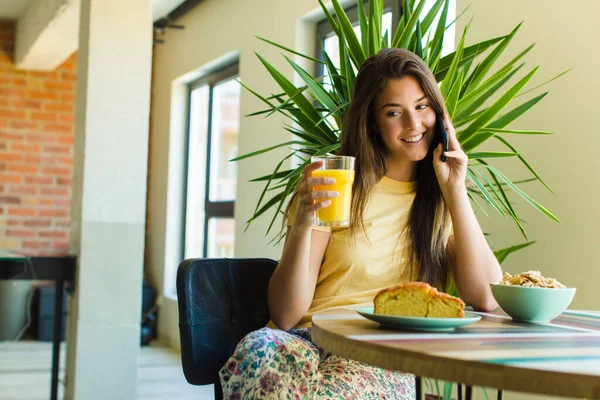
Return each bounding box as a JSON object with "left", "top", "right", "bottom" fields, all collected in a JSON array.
[{"left": 435, "top": 111, "right": 449, "bottom": 162}]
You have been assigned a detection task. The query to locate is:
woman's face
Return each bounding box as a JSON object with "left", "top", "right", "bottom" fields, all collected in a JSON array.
[{"left": 373, "top": 76, "right": 436, "bottom": 163}]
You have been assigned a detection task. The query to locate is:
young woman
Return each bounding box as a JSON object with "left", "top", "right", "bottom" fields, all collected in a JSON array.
[{"left": 220, "top": 48, "right": 502, "bottom": 399}]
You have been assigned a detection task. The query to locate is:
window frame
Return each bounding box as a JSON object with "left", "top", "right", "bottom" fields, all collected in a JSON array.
[
  {"left": 315, "top": 0, "right": 402, "bottom": 76},
  {"left": 182, "top": 62, "right": 239, "bottom": 260}
]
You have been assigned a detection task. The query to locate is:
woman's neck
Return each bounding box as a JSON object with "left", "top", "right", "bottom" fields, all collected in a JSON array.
[{"left": 385, "top": 157, "right": 418, "bottom": 182}]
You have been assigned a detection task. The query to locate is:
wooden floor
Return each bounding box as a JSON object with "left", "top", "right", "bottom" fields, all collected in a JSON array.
[{"left": 0, "top": 340, "right": 214, "bottom": 400}]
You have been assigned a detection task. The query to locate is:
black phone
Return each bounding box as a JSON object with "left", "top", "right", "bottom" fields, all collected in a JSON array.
[{"left": 435, "top": 111, "right": 449, "bottom": 162}]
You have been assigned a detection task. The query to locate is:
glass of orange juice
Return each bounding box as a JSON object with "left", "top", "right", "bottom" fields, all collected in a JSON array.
[{"left": 311, "top": 155, "right": 355, "bottom": 227}]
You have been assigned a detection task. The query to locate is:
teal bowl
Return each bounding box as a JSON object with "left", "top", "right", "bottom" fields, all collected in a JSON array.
[{"left": 490, "top": 283, "right": 576, "bottom": 323}]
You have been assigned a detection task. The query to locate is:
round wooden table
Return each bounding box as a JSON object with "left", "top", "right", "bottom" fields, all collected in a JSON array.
[{"left": 311, "top": 307, "right": 600, "bottom": 399}]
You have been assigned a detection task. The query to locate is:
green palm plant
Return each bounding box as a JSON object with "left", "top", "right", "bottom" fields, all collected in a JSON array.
[{"left": 234, "top": 0, "right": 567, "bottom": 261}]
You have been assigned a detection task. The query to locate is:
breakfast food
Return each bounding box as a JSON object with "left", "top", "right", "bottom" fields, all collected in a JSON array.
[
  {"left": 374, "top": 282, "right": 465, "bottom": 318},
  {"left": 499, "top": 271, "right": 566, "bottom": 288}
]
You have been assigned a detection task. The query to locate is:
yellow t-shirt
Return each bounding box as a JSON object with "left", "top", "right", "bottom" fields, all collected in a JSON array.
[{"left": 278, "top": 176, "right": 420, "bottom": 329}]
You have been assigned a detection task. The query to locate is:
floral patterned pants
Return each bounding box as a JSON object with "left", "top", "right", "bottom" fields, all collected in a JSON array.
[{"left": 219, "top": 327, "right": 415, "bottom": 399}]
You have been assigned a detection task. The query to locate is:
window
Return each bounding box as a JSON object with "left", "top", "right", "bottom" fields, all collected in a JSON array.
[
  {"left": 316, "top": 0, "right": 401, "bottom": 78},
  {"left": 316, "top": 0, "right": 456, "bottom": 79},
  {"left": 183, "top": 64, "right": 240, "bottom": 260}
]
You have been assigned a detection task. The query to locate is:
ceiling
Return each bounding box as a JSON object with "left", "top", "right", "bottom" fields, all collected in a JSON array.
[{"left": 0, "top": 0, "right": 187, "bottom": 22}]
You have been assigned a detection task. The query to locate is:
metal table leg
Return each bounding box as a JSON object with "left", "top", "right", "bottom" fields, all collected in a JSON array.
[
  {"left": 50, "top": 277, "right": 64, "bottom": 400},
  {"left": 415, "top": 376, "right": 422, "bottom": 399},
  {"left": 466, "top": 385, "right": 473, "bottom": 400}
]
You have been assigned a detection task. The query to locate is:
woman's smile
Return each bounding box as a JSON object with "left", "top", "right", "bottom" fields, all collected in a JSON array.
[{"left": 400, "top": 131, "right": 427, "bottom": 144}]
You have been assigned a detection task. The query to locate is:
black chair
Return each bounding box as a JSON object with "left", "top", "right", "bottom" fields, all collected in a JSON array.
[{"left": 176, "top": 257, "right": 278, "bottom": 400}]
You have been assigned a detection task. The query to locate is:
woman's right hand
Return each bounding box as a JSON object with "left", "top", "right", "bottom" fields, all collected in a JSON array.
[{"left": 293, "top": 161, "right": 339, "bottom": 229}]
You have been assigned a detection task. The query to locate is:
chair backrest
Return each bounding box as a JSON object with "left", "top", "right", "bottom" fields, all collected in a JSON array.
[{"left": 176, "top": 257, "right": 278, "bottom": 386}]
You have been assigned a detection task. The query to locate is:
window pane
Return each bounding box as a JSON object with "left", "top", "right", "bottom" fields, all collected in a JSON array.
[
  {"left": 209, "top": 78, "right": 240, "bottom": 202},
  {"left": 184, "top": 85, "right": 209, "bottom": 259},
  {"left": 323, "top": 11, "right": 393, "bottom": 74},
  {"left": 207, "top": 218, "right": 235, "bottom": 258}
]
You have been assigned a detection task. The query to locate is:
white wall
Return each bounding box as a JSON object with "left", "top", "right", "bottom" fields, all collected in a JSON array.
[
  {"left": 454, "top": 3, "right": 600, "bottom": 398},
  {"left": 148, "top": 0, "right": 355, "bottom": 347},
  {"left": 455, "top": 0, "right": 600, "bottom": 312}
]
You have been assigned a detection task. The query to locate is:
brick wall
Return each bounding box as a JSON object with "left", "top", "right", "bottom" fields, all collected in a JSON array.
[{"left": 0, "top": 20, "right": 77, "bottom": 256}]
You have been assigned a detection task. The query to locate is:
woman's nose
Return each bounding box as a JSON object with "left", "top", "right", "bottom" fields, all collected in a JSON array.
[{"left": 401, "top": 111, "right": 419, "bottom": 130}]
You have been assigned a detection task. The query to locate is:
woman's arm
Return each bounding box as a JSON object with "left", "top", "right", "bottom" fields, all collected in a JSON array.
[
  {"left": 434, "top": 113, "right": 502, "bottom": 311},
  {"left": 268, "top": 161, "right": 338, "bottom": 331},
  {"left": 445, "top": 196, "right": 502, "bottom": 311},
  {"left": 268, "top": 228, "right": 329, "bottom": 331}
]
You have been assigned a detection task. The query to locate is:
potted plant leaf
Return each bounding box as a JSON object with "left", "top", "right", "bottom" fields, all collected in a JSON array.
[{"left": 234, "top": 0, "right": 566, "bottom": 264}]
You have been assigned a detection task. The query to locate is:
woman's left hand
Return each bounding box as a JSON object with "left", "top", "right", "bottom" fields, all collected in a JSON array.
[{"left": 433, "top": 113, "right": 468, "bottom": 198}]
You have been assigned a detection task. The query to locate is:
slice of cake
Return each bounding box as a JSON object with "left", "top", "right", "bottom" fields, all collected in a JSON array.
[{"left": 374, "top": 282, "right": 465, "bottom": 318}]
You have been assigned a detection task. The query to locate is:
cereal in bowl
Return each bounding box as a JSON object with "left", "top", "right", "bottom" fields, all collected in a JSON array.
[{"left": 499, "top": 271, "right": 566, "bottom": 288}]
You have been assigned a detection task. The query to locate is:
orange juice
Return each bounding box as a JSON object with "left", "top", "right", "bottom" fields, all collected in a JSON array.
[{"left": 312, "top": 169, "right": 355, "bottom": 226}]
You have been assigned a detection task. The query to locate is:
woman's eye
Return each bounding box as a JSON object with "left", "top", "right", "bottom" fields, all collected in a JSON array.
[
  {"left": 386, "top": 111, "right": 400, "bottom": 117},
  {"left": 416, "top": 104, "right": 429, "bottom": 110}
]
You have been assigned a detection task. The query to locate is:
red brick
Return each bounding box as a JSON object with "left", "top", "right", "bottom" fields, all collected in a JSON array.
[
  {"left": 40, "top": 187, "right": 69, "bottom": 196},
  {"left": 59, "top": 114, "right": 74, "bottom": 124},
  {"left": 61, "top": 93, "right": 76, "bottom": 102},
  {"left": 7, "top": 219, "right": 20, "bottom": 226},
  {"left": 52, "top": 242, "right": 70, "bottom": 251},
  {"left": 44, "top": 103, "right": 73, "bottom": 112},
  {"left": 39, "top": 209, "right": 68, "bottom": 217},
  {"left": 24, "top": 155, "right": 41, "bottom": 163},
  {"left": 42, "top": 167, "right": 70, "bottom": 175},
  {"left": 56, "top": 156, "right": 73, "bottom": 166},
  {"left": 8, "top": 207, "right": 35, "bottom": 216},
  {"left": 29, "top": 71, "right": 57, "bottom": 79},
  {"left": 37, "top": 197, "right": 53, "bottom": 206},
  {"left": 7, "top": 164, "right": 37, "bottom": 173},
  {"left": 29, "top": 91, "right": 58, "bottom": 100},
  {"left": 12, "top": 143, "right": 41, "bottom": 152},
  {"left": 57, "top": 135, "right": 74, "bottom": 144},
  {"left": 0, "top": 52, "right": 13, "bottom": 64},
  {"left": 0, "top": 132, "right": 21, "bottom": 140},
  {"left": 23, "top": 219, "right": 52, "bottom": 228},
  {"left": 44, "top": 124, "right": 72, "bottom": 134},
  {"left": 10, "top": 120, "right": 39, "bottom": 130},
  {"left": 27, "top": 133, "right": 56, "bottom": 142},
  {"left": 57, "top": 177, "right": 72, "bottom": 185},
  {"left": 7, "top": 229, "right": 35, "bottom": 237},
  {"left": 25, "top": 176, "right": 53, "bottom": 185},
  {"left": 44, "top": 81, "right": 73, "bottom": 91},
  {"left": 0, "top": 109, "right": 25, "bottom": 119},
  {"left": 61, "top": 72, "right": 76, "bottom": 81},
  {"left": 0, "top": 196, "right": 20, "bottom": 204},
  {"left": 31, "top": 112, "right": 57, "bottom": 122},
  {"left": 13, "top": 78, "right": 26, "bottom": 87},
  {"left": 54, "top": 198, "right": 71, "bottom": 207},
  {"left": 0, "top": 76, "right": 10, "bottom": 85},
  {"left": 0, "top": 174, "right": 21, "bottom": 183},
  {"left": 44, "top": 145, "right": 70, "bottom": 154},
  {"left": 0, "top": 152, "right": 24, "bottom": 162},
  {"left": 0, "top": 88, "right": 25, "bottom": 97},
  {"left": 8, "top": 185, "right": 36, "bottom": 195},
  {"left": 22, "top": 240, "right": 51, "bottom": 249},
  {"left": 13, "top": 99, "right": 41, "bottom": 109},
  {"left": 39, "top": 230, "right": 68, "bottom": 238}
]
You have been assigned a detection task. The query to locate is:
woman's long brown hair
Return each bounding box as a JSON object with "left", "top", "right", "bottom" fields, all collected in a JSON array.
[
  {"left": 339, "top": 48, "right": 451, "bottom": 290},
  {"left": 283, "top": 48, "right": 450, "bottom": 289}
]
